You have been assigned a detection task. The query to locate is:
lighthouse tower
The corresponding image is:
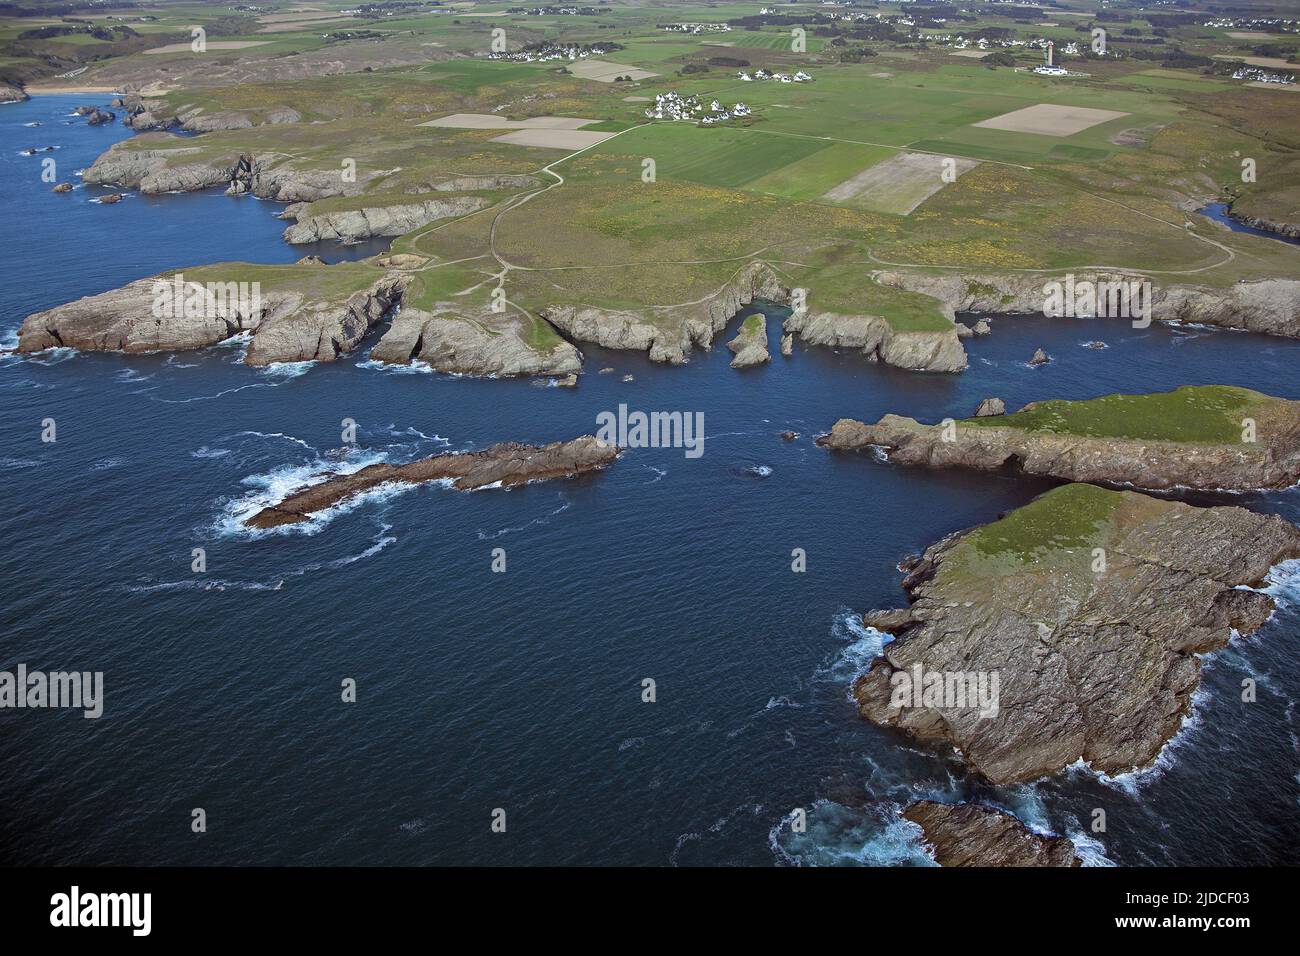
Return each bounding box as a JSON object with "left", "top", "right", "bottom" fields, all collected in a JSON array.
[{"left": 1045, "top": 41, "right": 1054, "bottom": 68}]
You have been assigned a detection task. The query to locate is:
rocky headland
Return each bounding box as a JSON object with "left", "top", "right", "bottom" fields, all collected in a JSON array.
[
  {"left": 0, "top": 83, "right": 27, "bottom": 103},
  {"left": 17, "top": 263, "right": 407, "bottom": 365},
  {"left": 853, "top": 483, "right": 1300, "bottom": 784},
  {"left": 246, "top": 436, "right": 619, "bottom": 530},
  {"left": 903, "top": 801, "right": 1080, "bottom": 867},
  {"left": 821, "top": 386, "right": 1300, "bottom": 491},
  {"left": 871, "top": 270, "right": 1300, "bottom": 339}
]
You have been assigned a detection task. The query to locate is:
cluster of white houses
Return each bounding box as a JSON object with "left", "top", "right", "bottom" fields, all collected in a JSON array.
[
  {"left": 661, "top": 22, "right": 731, "bottom": 35},
  {"left": 484, "top": 42, "right": 618, "bottom": 63},
  {"left": 643, "top": 92, "right": 750, "bottom": 123},
  {"left": 737, "top": 69, "right": 812, "bottom": 83},
  {"left": 1232, "top": 65, "right": 1295, "bottom": 84}
]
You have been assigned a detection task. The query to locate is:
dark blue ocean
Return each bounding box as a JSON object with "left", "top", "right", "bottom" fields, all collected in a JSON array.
[{"left": 3, "top": 95, "right": 1299, "bottom": 866}]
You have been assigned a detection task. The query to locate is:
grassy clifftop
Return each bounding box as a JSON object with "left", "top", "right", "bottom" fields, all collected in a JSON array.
[{"left": 963, "top": 385, "right": 1275, "bottom": 444}]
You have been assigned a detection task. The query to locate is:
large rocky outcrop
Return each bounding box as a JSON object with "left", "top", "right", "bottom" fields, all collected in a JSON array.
[
  {"left": 281, "top": 196, "right": 487, "bottom": 244},
  {"left": 903, "top": 801, "right": 1080, "bottom": 867},
  {"left": 540, "top": 262, "right": 965, "bottom": 372},
  {"left": 871, "top": 270, "right": 1300, "bottom": 339},
  {"left": 17, "top": 267, "right": 406, "bottom": 366},
  {"left": 540, "top": 261, "right": 790, "bottom": 365},
  {"left": 820, "top": 387, "right": 1300, "bottom": 491},
  {"left": 243, "top": 275, "right": 406, "bottom": 366},
  {"left": 783, "top": 309, "right": 967, "bottom": 373},
  {"left": 0, "top": 83, "right": 27, "bottom": 103},
  {"left": 727, "top": 314, "right": 770, "bottom": 368},
  {"left": 84, "top": 140, "right": 367, "bottom": 202},
  {"left": 246, "top": 436, "right": 619, "bottom": 529},
  {"left": 853, "top": 483, "right": 1300, "bottom": 784},
  {"left": 371, "top": 305, "right": 581, "bottom": 377},
  {"left": 83, "top": 143, "right": 236, "bottom": 194}
]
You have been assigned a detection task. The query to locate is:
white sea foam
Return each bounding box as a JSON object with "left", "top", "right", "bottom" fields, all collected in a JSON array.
[
  {"left": 357, "top": 357, "right": 434, "bottom": 375},
  {"left": 259, "top": 360, "right": 315, "bottom": 380},
  {"left": 768, "top": 800, "right": 937, "bottom": 867},
  {"left": 814, "top": 610, "right": 891, "bottom": 687},
  {"left": 476, "top": 494, "right": 571, "bottom": 540},
  {"left": 191, "top": 446, "right": 231, "bottom": 459}
]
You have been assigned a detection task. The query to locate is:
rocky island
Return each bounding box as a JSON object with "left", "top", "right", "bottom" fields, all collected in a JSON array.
[
  {"left": 903, "top": 801, "right": 1080, "bottom": 867},
  {"left": 246, "top": 436, "right": 619, "bottom": 530},
  {"left": 822, "top": 386, "right": 1300, "bottom": 491},
  {"left": 854, "top": 483, "right": 1300, "bottom": 784}
]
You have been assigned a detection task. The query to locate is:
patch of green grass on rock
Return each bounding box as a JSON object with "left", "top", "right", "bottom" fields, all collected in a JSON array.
[
  {"left": 963, "top": 385, "right": 1267, "bottom": 444},
  {"left": 965, "top": 483, "right": 1122, "bottom": 563}
]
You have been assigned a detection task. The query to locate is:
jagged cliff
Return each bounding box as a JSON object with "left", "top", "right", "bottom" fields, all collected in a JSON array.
[
  {"left": 541, "top": 262, "right": 967, "bottom": 372},
  {"left": 821, "top": 386, "right": 1300, "bottom": 491},
  {"left": 280, "top": 196, "right": 488, "bottom": 244},
  {"left": 17, "top": 265, "right": 406, "bottom": 366},
  {"left": 370, "top": 305, "right": 582, "bottom": 378},
  {"left": 783, "top": 309, "right": 967, "bottom": 373},
  {"left": 871, "top": 269, "right": 1300, "bottom": 339},
  {"left": 853, "top": 484, "right": 1300, "bottom": 784}
]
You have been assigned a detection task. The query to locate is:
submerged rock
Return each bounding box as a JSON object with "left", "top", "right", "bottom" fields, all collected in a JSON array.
[
  {"left": 52, "top": 182, "right": 73, "bottom": 194},
  {"left": 245, "top": 436, "right": 620, "bottom": 529},
  {"left": 903, "top": 802, "right": 1080, "bottom": 867},
  {"left": 98, "top": 193, "right": 123, "bottom": 204},
  {"left": 852, "top": 483, "right": 1300, "bottom": 783}
]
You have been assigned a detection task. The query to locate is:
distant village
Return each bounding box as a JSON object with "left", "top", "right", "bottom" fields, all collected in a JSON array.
[
  {"left": 484, "top": 41, "right": 623, "bottom": 63},
  {"left": 1232, "top": 65, "right": 1296, "bottom": 85},
  {"left": 660, "top": 23, "right": 731, "bottom": 35},
  {"left": 643, "top": 92, "right": 751, "bottom": 125},
  {"left": 737, "top": 69, "right": 813, "bottom": 83}
]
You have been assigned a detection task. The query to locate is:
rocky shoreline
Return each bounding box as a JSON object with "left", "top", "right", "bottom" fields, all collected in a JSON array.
[
  {"left": 541, "top": 261, "right": 968, "bottom": 373},
  {"left": 871, "top": 269, "right": 1300, "bottom": 340},
  {"left": 853, "top": 483, "right": 1300, "bottom": 784},
  {"left": 821, "top": 386, "right": 1300, "bottom": 491},
  {"left": 903, "top": 801, "right": 1080, "bottom": 867},
  {"left": 16, "top": 266, "right": 408, "bottom": 366},
  {"left": 245, "top": 436, "right": 619, "bottom": 530}
]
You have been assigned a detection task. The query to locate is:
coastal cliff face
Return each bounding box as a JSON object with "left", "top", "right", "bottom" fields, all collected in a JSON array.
[
  {"left": 540, "top": 261, "right": 966, "bottom": 372},
  {"left": 1, "top": 84, "right": 29, "bottom": 103},
  {"left": 539, "top": 261, "right": 790, "bottom": 365},
  {"left": 370, "top": 305, "right": 582, "bottom": 378},
  {"left": 822, "top": 389, "right": 1300, "bottom": 491},
  {"left": 853, "top": 484, "right": 1300, "bottom": 784},
  {"left": 871, "top": 270, "right": 1300, "bottom": 339},
  {"left": 17, "top": 267, "right": 406, "bottom": 366},
  {"left": 84, "top": 139, "right": 367, "bottom": 203},
  {"left": 280, "top": 196, "right": 487, "bottom": 244},
  {"left": 727, "top": 313, "right": 770, "bottom": 368},
  {"left": 903, "top": 801, "right": 1080, "bottom": 867},
  {"left": 783, "top": 309, "right": 967, "bottom": 373},
  {"left": 246, "top": 436, "right": 619, "bottom": 529}
]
